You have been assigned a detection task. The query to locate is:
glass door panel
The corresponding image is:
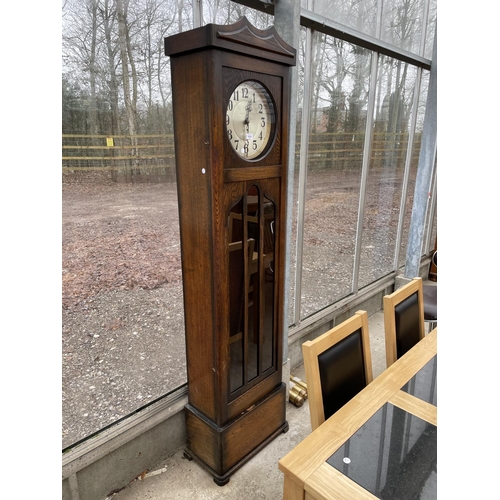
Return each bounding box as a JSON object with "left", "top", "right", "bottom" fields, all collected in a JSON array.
[{"left": 227, "top": 185, "right": 277, "bottom": 397}]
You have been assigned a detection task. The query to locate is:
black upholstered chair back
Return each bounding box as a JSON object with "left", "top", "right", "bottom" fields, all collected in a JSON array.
[
  {"left": 318, "top": 328, "right": 367, "bottom": 421},
  {"left": 384, "top": 277, "right": 426, "bottom": 368},
  {"left": 394, "top": 291, "right": 421, "bottom": 359},
  {"left": 302, "top": 310, "right": 373, "bottom": 431}
]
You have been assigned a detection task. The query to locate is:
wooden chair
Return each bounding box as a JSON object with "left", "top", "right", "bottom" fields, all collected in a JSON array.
[
  {"left": 302, "top": 310, "right": 373, "bottom": 431},
  {"left": 383, "top": 277, "right": 426, "bottom": 368},
  {"left": 423, "top": 283, "right": 437, "bottom": 332}
]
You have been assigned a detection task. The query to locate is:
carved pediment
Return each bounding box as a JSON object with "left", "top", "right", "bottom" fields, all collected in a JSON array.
[{"left": 216, "top": 17, "right": 295, "bottom": 59}]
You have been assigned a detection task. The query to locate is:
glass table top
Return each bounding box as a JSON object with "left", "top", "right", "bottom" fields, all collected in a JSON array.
[
  {"left": 326, "top": 403, "right": 437, "bottom": 500},
  {"left": 401, "top": 355, "right": 437, "bottom": 406}
]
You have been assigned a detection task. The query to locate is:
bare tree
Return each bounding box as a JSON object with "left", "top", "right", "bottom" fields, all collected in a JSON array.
[
  {"left": 101, "top": 0, "right": 122, "bottom": 135},
  {"left": 117, "top": 0, "right": 138, "bottom": 146}
]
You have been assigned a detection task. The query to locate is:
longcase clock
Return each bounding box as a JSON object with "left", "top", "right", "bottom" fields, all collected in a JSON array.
[{"left": 164, "top": 17, "right": 296, "bottom": 485}]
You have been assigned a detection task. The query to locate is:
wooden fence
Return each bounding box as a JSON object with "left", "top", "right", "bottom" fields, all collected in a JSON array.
[
  {"left": 305, "top": 131, "right": 421, "bottom": 171},
  {"left": 62, "top": 132, "right": 420, "bottom": 183},
  {"left": 62, "top": 134, "right": 176, "bottom": 182}
]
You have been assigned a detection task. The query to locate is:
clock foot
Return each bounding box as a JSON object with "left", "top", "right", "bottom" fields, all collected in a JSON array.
[
  {"left": 282, "top": 421, "right": 289, "bottom": 434},
  {"left": 213, "top": 476, "right": 230, "bottom": 486}
]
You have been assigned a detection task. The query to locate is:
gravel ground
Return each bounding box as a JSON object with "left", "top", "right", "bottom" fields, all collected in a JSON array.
[{"left": 62, "top": 178, "right": 187, "bottom": 448}]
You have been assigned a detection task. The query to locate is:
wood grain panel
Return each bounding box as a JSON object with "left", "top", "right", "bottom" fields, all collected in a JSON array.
[
  {"left": 171, "top": 51, "right": 217, "bottom": 420},
  {"left": 224, "top": 165, "right": 282, "bottom": 182},
  {"left": 222, "top": 384, "right": 286, "bottom": 470}
]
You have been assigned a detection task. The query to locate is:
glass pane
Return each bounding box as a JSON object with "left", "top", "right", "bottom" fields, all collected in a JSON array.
[
  {"left": 247, "top": 187, "right": 259, "bottom": 382},
  {"left": 62, "top": 0, "right": 187, "bottom": 450},
  {"left": 308, "top": 0, "right": 378, "bottom": 38},
  {"left": 422, "top": 155, "right": 437, "bottom": 255},
  {"left": 228, "top": 187, "right": 276, "bottom": 390},
  {"left": 358, "top": 56, "right": 418, "bottom": 288},
  {"left": 262, "top": 195, "right": 276, "bottom": 372},
  {"left": 228, "top": 199, "right": 245, "bottom": 393},
  {"left": 301, "top": 32, "right": 372, "bottom": 319},
  {"left": 288, "top": 26, "right": 307, "bottom": 327},
  {"left": 381, "top": 0, "right": 425, "bottom": 54},
  {"left": 327, "top": 404, "right": 437, "bottom": 499},
  {"left": 202, "top": 0, "right": 272, "bottom": 28},
  {"left": 401, "top": 355, "right": 437, "bottom": 405}
]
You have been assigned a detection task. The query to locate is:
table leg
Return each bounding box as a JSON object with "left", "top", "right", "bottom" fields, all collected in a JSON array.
[{"left": 283, "top": 476, "right": 305, "bottom": 500}]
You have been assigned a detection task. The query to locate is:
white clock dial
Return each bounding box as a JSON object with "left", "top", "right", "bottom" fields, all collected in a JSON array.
[{"left": 226, "top": 80, "right": 275, "bottom": 160}]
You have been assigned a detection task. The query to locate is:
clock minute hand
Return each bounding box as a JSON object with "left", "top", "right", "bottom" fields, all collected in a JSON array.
[{"left": 244, "top": 100, "right": 252, "bottom": 134}]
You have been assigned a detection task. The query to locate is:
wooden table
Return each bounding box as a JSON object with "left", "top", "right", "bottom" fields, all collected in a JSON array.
[{"left": 279, "top": 328, "right": 437, "bottom": 499}]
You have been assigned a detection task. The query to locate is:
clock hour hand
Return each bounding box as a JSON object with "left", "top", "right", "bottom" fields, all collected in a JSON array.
[{"left": 244, "top": 100, "right": 252, "bottom": 134}]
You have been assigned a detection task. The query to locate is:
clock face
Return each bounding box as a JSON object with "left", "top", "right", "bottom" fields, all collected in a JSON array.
[{"left": 226, "top": 80, "right": 275, "bottom": 160}]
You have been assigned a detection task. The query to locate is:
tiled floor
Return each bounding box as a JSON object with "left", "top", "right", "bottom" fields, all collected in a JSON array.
[{"left": 111, "top": 309, "right": 391, "bottom": 500}]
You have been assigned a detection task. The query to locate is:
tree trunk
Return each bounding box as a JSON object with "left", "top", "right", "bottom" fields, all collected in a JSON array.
[
  {"left": 117, "top": 0, "right": 138, "bottom": 174},
  {"left": 103, "top": 0, "right": 122, "bottom": 136},
  {"left": 89, "top": 0, "right": 99, "bottom": 136}
]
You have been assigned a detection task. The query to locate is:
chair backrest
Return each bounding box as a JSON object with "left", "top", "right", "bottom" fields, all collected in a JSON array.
[
  {"left": 423, "top": 284, "right": 437, "bottom": 322},
  {"left": 302, "top": 310, "right": 373, "bottom": 431},
  {"left": 383, "top": 277, "right": 426, "bottom": 368}
]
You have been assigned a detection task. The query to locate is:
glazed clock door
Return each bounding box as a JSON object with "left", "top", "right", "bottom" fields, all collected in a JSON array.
[{"left": 227, "top": 181, "right": 279, "bottom": 402}]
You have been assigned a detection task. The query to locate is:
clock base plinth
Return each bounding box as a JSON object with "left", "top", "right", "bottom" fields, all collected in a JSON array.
[{"left": 184, "top": 383, "right": 288, "bottom": 485}]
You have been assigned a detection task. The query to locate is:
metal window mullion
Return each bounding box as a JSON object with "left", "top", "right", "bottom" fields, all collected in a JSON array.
[
  {"left": 420, "top": 0, "right": 431, "bottom": 58},
  {"left": 352, "top": 50, "right": 379, "bottom": 294},
  {"left": 393, "top": 67, "right": 423, "bottom": 270},
  {"left": 423, "top": 159, "right": 437, "bottom": 254},
  {"left": 293, "top": 27, "right": 314, "bottom": 326},
  {"left": 193, "top": 0, "right": 203, "bottom": 28},
  {"left": 376, "top": 0, "right": 384, "bottom": 40}
]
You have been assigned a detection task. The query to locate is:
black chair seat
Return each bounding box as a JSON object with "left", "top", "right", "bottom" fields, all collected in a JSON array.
[{"left": 423, "top": 285, "right": 437, "bottom": 321}]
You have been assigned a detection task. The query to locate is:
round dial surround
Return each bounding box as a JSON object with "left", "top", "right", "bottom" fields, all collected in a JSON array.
[{"left": 226, "top": 80, "right": 275, "bottom": 160}]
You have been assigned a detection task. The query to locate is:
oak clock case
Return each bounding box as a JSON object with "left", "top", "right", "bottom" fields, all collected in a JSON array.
[{"left": 164, "top": 17, "right": 296, "bottom": 486}]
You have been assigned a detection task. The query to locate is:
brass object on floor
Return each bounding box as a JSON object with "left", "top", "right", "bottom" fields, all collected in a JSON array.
[
  {"left": 288, "top": 381, "right": 307, "bottom": 407},
  {"left": 290, "top": 375, "right": 308, "bottom": 393}
]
